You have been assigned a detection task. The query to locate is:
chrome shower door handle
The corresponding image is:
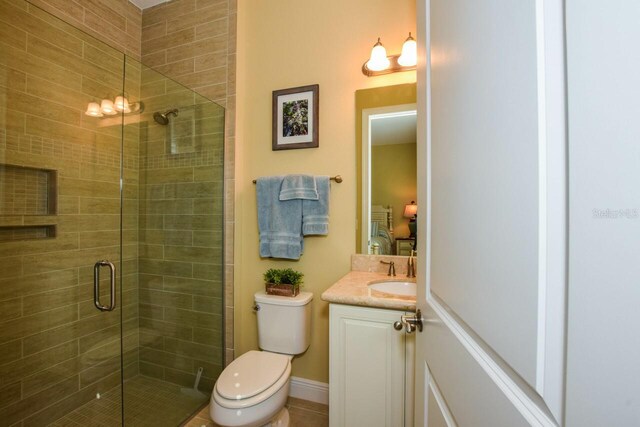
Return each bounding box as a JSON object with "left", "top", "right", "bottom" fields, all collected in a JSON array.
[{"left": 94, "top": 260, "right": 116, "bottom": 312}]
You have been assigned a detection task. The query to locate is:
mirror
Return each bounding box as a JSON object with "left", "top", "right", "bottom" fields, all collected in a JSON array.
[{"left": 355, "top": 83, "right": 417, "bottom": 254}]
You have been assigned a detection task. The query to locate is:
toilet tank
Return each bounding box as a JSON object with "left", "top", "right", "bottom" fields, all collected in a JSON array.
[{"left": 254, "top": 291, "right": 313, "bottom": 355}]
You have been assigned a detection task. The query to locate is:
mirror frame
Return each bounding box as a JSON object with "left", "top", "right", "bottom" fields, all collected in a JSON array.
[{"left": 355, "top": 83, "right": 417, "bottom": 253}]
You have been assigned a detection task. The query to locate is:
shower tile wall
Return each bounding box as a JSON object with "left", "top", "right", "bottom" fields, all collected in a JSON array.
[
  {"left": 0, "top": 1, "right": 140, "bottom": 424},
  {"left": 136, "top": 65, "right": 225, "bottom": 392},
  {"left": 141, "top": 0, "right": 237, "bottom": 365},
  {"left": 25, "top": 0, "right": 143, "bottom": 59}
]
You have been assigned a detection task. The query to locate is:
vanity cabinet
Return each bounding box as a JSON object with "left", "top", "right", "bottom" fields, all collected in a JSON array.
[{"left": 329, "top": 304, "right": 414, "bottom": 427}]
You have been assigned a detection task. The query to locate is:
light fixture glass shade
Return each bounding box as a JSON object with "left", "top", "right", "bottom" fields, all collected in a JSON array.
[
  {"left": 114, "top": 95, "right": 129, "bottom": 112},
  {"left": 403, "top": 201, "right": 418, "bottom": 218},
  {"left": 366, "top": 38, "right": 391, "bottom": 71},
  {"left": 100, "top": 99, "right": 116, "bottom": 115},
  {"left": 398, "top": 33, "right": 417, "bottom": 67},
  {"left": 85, "top": 102, "right": 103, "bottom": 117}
]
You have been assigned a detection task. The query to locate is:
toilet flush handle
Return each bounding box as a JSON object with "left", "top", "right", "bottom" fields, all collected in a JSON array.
[{"left": 253, "top": 304, "right": 260, "bottom": 312}]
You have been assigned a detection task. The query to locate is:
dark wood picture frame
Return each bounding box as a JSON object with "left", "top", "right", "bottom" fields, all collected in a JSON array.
[{"left": 272, "top": 84, "right": 319, "bottom": 150}]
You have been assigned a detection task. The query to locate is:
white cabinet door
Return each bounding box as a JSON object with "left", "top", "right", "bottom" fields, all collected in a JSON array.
[
  {"left": 329, "top": 304, "right": 407, "bottom": 427},
  {"left": 414, "top": 0, "right": 567, "bottom": 425}
]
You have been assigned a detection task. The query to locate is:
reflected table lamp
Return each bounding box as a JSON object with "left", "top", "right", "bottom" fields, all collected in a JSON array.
[{"left": 403, "top": 201, "right": 417, "bottom": 238}]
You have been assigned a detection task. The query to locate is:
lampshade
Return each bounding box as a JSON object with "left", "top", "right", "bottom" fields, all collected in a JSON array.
[
  {"left": 398, "top": 33, "right": 417, "bottom": 67},
  {"left": 85, "top": 102, "right": 103, "bottom": 117},
  {"left": 366, "top": 38, "right": 391, "bottom": 72},
  {"left": 100, "top": 99, "right": 116, "bottom": 115},
  {"left": 114, "top": 95, "right": 130, "bottom": 113},
  {"left": 403, "top": 201, "right": 418, "bottom": 218}
]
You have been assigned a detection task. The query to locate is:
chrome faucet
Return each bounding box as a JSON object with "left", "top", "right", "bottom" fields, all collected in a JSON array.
[
  {"left": 407, "top": 250, "right": 416, "bottom": 278},
  {"left": 380, "top": 260, "right": 396, "bottom": 276}
]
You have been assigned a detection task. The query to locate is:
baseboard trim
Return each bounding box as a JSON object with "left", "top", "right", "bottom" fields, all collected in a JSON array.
[{"left": 289, "top": 376, "right": 329, "bottom": 405}]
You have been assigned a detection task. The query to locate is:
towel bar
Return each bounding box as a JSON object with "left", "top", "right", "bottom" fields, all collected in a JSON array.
[{"left": 252, "top": 175, "right": 343, "bottom": 184}]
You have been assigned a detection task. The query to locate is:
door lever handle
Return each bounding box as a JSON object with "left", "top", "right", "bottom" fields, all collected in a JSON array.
[{"left": 394, "top": 309, "right": 423, "bottom": 333}]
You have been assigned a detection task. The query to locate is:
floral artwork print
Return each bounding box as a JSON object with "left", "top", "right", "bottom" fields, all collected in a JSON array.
[
  {"left": 272, "top": 84, "right": 318, "bottom": 150},
  {"left": 282, "top": 99, "right": 309, "bottom": 137}
]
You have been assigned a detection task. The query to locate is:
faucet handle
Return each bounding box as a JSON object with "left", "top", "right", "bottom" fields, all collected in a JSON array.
[
  {"left": 407, "top": 251, "right": 416, "bottom": 278},
  {"left": 380, "top": 260, "right": 396, "bottom": 276}
]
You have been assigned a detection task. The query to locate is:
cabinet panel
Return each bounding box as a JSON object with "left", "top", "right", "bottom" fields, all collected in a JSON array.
[{"left": 329, "top": 304, "right": 406, "bottom": 427}]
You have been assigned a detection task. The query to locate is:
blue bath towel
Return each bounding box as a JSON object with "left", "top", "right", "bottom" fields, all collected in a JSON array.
[
  {"left": 302, "top": 176, "right": 330, "bottom": 235},
  {"left": 279, "top": 175, "right": 318, "bottom": 201},
  {"left": 256, "top": 176, "right": 303, "bottom": 259}
]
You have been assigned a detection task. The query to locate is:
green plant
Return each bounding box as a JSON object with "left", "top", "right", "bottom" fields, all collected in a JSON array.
[{"left": 263, "top": 268, "right": 304, "bottom": 286}]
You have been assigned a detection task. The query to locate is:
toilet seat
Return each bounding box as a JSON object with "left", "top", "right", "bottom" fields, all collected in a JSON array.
[{"left": 214, "top": 351, "right": 292, "bottom": 409}]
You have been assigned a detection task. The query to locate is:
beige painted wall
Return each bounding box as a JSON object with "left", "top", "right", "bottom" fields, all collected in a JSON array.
[
  {"left": 372, "top": 143, "right": 418, "bottom": 238},
  {"left": 236, "top": 0, "right": 416, "bottom": 383}
]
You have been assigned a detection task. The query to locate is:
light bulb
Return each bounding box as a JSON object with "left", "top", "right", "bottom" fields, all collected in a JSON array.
[
  {"left": 85, "top": 102, "right": 103, "bottom": 117},
  {"left": 398, "top": 33, "right": 417, "bottom": 67},
  {"left": 100, "top": 99, "right": 116, "bottom": 115},
  {"left": 366, "top": 38, "right": 390, "bottom": 72}
]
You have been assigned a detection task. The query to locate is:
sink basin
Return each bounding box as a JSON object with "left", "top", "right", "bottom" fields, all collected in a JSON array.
[{"left": 368, "top": 280, "right": 416, "bottom": 297}]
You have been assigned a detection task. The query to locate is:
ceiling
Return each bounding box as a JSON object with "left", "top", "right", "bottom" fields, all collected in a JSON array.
[
  {"left": 371, "top": 113, "right": 417, "bottom": 146},
  {"left": 128, "top": 0, "right": 168, "bottom": 9}
]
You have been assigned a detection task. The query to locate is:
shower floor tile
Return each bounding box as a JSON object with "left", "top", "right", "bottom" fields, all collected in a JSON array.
[{"left": 51, "top": 376, "right": 208, "bottom": 427}]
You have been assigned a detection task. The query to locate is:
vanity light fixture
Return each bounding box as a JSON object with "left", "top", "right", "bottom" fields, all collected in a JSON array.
[
  {"left": 85, "top": 94, "right": 143, "bottom": 118},
  {"left": 362, "top": 33, "right": 417, "bottom": 77},
  {"left": 403, "top": 201, "right": 418, "bottom": 238}
]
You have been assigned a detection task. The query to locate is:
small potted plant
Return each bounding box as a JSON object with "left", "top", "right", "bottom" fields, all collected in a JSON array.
[{"left": 263, "top": 268, "right": 304, "bottom": 297}]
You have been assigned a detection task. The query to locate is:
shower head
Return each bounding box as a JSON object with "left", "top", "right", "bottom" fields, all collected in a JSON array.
[{"left": 153, "top": 108, "right": 179, "bottom": 125}]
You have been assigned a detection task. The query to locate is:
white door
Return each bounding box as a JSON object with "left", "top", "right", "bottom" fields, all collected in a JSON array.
[
  {"left": 564, "top": 1, "right": 640, "bottom": 425},
  {"left": 414, "top": 1, "right": 567, "bottom": 425}
]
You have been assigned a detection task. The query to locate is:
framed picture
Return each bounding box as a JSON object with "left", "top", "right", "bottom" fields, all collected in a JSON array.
[{"left": 272, "top": 84, "right": 319, "bottom": 150}]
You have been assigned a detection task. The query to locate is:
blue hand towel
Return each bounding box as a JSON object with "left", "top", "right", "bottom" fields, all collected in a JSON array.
[
  {"left": 279, "top": 175, "right": 318, "bottom": 201},
  {"left": 256, "top": 176, "right": 303, "bottom": 259},
  {"left": 302, "top": 176, "right": 330, "bottom": 235}
]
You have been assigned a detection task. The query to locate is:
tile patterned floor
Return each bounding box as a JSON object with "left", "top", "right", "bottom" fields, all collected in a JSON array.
[
  {"left": 51, "top": 376, "right": 208, "bottom": 427},
  {"left": 184, "top": 397, "right": 329, "bottom": 427},
  {"left": 48, "top": 375, "right": 327, "bottom": 427}
]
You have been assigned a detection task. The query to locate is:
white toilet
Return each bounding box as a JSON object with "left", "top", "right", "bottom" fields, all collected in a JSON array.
[{"left": 210, "top": 291, "right": 313, "bottom": 427}]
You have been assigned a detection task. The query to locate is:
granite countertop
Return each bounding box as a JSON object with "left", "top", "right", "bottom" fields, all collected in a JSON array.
[{"left": 321, "top": 270, "right": 416, "bottom": 311}]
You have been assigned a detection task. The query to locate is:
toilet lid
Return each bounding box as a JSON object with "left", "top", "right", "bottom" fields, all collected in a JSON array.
[{"left": 216, "top": 351, "right": 290, "bottom": 400}]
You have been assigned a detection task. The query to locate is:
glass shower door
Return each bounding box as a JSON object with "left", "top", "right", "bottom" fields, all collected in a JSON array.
[
  {"left": 122, "top": 57, "right": 225, "bottom": 426},
  {"left": 0, "top": 1, "right": 126, "bottom": 425},
  {"left": 1, "top": 2, "right": 226, "bottom": 425}
]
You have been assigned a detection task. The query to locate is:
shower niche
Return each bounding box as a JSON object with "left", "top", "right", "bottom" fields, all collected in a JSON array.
[{"left": 0, "top": 164, "right": 57, "bottom": 242}]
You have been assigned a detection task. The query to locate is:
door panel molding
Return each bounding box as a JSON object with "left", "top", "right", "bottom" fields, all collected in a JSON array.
[
  {"left": 537, "top": 0, "right": 568, "bottom": 420},
  {"left": 428, "top": 294, "right": 558, "bottom": 426},
  {"left": 426, "top": 364, "right": 458, "bottom": 427}
]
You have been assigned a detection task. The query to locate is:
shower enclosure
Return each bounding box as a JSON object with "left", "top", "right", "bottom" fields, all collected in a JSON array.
[{"left": 0, "top": 1, "right": 225, "bottom": 425}]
